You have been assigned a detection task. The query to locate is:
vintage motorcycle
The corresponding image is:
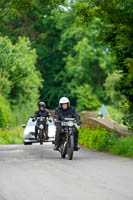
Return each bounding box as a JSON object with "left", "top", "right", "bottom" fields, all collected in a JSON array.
[
  {"left": 36, "top": 116, "right": 48, "bottom": 145},
  {"left": 55, "top": 118, "right": 80, "bottom": 160}
]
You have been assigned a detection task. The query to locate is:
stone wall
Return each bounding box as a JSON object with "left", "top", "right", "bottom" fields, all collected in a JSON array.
[{"left": 81, "top": 116, "right": 131, "bottom": 136}]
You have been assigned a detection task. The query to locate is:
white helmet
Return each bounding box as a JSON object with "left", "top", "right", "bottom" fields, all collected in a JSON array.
[{"left": 59, "top": 97, "right": 70, "bottom": 107}]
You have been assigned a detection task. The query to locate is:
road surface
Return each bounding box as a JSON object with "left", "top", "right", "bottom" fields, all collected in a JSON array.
[{"left": 0, "top": 143, "right": 133, "bottom": 200}]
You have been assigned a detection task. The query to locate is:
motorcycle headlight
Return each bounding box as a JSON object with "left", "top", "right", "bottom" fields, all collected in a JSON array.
[
  {"left": 68, "top": 121, "right": 73, "bottom": 127},
  {"left": 39, "top": 124, "right": 44, "bottom": 129}
]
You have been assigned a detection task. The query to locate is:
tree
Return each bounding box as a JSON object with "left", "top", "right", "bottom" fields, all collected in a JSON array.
[
  {"left": 0, "top": 1, "right": 70, "bottom": 108},
  {"left": 73, "top": 0, "right": 133, "bottom": 113},
  {"left": 0, "top": 36, "right": 42, "bottom": 123},
  {"left": 104, "top": 70, "right": 127, "bottom": 111},
  {"left": 63, "top": 18, "right": 115, "bottom": 105},
  {"left": 76, "top": 84, "right": 101, "bottom": 111}
]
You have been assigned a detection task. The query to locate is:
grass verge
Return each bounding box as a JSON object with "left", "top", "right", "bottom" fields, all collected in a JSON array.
[
  {"left": 78, "top": 126, "right": 133, "bottom": 158},
  {"left": 0, "top": 126, "right": 23, "bottom": 144},
  {"left": 106, "top": 106, "right": 124, "bottom": 124}
]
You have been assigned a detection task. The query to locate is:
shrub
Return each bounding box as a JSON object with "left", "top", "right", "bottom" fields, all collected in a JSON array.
[
  {"left": 78, "top": 126, "right": 112, "bottom": 151},
  {"left": 122, "top": 113, "right": 133, "bottom": 131},
  {"left": 110, "top": 136, "right": 133, "bottom": 157},
  {"left": 0, "top": 126, "right": 23, "bottom": 144},
  {"left": 79, "top": 126, "right": 133, "bottom": 157},
  {"left": 0, "top": 95, "right": 14, "bottom": 129}
]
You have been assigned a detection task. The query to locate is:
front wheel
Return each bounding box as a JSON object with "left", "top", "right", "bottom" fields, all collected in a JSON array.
[
  {"left": 24, "top": 142, "right": 32, "bottom": 145},
  {"left": 39, "top": 130, "right": 43, "bottom": 145},
  {"left": 61, "top": 142, "right": 67, "bottom": 158},
  {"left": 67, "top": 135, "right": 74, "bottom": 160}
]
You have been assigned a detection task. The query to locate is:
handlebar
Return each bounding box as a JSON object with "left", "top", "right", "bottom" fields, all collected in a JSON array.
[
  {"left": 37, "top": 116, "right": 47, "bottom": 120},
  {"left": 54, "top": 120, "right": 80, "bottom": 128},
  {"left": 32, "top": 116, "right": 52, "bottom": 123}
]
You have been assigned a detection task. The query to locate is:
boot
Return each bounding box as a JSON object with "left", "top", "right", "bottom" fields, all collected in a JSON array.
[
  {"left": 74, "top": 146, "right": 80, "bottom": 151},
  {"left": 74, "top": 143, "right": 80, "bottom": 151},
  {"left": 53, "top": 145, "right": 59, "bottom": 151}
]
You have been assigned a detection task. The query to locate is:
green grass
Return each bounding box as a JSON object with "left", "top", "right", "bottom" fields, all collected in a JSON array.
[
  {"left": 110, "top": 136, "right": 133, "bottom": 157},
  {"left": 106, "top": 106, "right": 124, "bottom": 124},
  {"left": 79, "top": 126, "right": 133, "bottom": 158},
  {"left": 95, "top": 105, "right": 124, "bottom": 124},
  {"left": 0, "top": 126, "right": 24, "bottom": 144}
]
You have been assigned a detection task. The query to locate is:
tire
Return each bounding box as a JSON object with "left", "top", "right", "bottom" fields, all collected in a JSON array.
[
  {"left": 67, "top": 135, "right": 74, "bottom": 160},
  {"left": 61, "top": 142, "right": 67, "bottom": 158},
  {"left": 39, "top": 130, "right": 43, "bottom": 145},
  {"left": 24, "top": 142, "right": 32, "bottom": 145},
  {"left": 43, "top": 131, "right": 46, "bottom": 142}
]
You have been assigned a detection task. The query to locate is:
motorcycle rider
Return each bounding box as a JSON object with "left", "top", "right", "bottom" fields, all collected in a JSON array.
[
  {"left": 33, "top": 101, "right": 51, "bottom": 140},
  {"left": 53, "top": 97, "right": 82, "bottom": 151}
]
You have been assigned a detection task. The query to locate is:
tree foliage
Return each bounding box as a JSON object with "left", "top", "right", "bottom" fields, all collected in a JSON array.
[
  {"left": 76, "top": 84, "right": 101, "bottom": 111},
  {"left": 104, "top": 70, "right": 127, "bottom": 111},
  {"left": 0, "top": 95, "right": 13, "bottom": 129},
  {"left": 0, "top": 36, "right": 42, "bottom": 126},
  {"left": 74, "top": 0, "right": 133, "bottom": 112},
  {"left": 0, "top": 0, "right": 133, "bottom": 128},
  {"left": 64, "top": 18, "right": 115, "bottom": 102},
  {"left": 0, "top": 36, "right": 42, "bottom": 106}
]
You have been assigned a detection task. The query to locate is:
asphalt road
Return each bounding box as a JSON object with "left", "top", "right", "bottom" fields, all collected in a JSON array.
[{"left": 0, "top": 143, "right": 133, "bottom": 200}]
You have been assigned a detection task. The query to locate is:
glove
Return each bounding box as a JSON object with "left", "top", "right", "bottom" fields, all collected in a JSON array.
[
  {"left": 74, "top": 124, "right": 81, "bottom": 129},
  {"left": 48, "top": 118, "right": 52, "bottom": 122},
  {"left": 76, "top": 125, "right": 81, "bottom": 129}
]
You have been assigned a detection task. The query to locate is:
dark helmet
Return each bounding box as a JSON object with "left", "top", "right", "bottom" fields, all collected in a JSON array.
[{"left": 38, "top": 101, "right": 46, "bottom": 108}]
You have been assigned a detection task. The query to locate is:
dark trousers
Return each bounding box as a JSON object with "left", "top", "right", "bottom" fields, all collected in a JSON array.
[
  {"left": 55, "top": 126, "right": 78, "bottom": 147},
  {"left": 35, "top": 124, "right": 48, "bottom": 139}
]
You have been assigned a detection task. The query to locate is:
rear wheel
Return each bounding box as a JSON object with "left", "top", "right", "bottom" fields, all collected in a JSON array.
[{"left": 67, "top": 135, "right": 74, "bottom": 160}]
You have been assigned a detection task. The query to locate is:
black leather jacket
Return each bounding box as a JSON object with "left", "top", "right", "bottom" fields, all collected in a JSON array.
[
  {"left": 54, "top": 106, "right": 82, "bottom": 126},
  {"left": 34, "top": 109, "right": 51, "bottom": 119}
]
